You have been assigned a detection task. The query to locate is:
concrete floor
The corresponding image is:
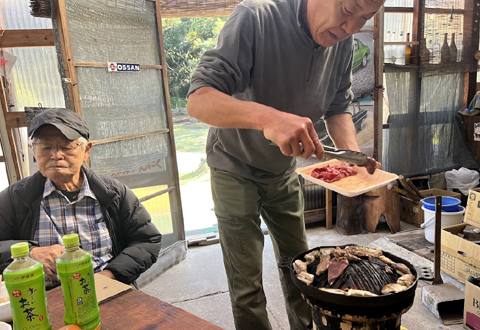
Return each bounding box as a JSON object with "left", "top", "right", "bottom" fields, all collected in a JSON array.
[{"left": 141, "top": 221, "right": 465, "bottom": 330}]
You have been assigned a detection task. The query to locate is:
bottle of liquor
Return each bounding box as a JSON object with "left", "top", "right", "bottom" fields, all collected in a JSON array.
[
  {"left": 440, "top": 33, "right": 450, "bottom": 63},
  {"left": 457, "top": 32, "right": 463, "bottom": 62},
  {"left": 56, "top": 234, "right": 101, "bottom": 330},
  {"left": 405, "top": 33, "right": 413, "bottom": 65},
  {"left": 3, "top": 242, "right": 52, "bottom": 330},
  {"left": 432, "top": 33, "right": 440, "bottom": 64},
  {"left": 421, "top": 38, "right": 431, "bottom": 65},
  {"left": 449, "top": 33, "right": 457, "bottom": 62}
]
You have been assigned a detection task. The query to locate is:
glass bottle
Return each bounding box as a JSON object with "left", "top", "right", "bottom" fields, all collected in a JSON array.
[
  {"left": 421, "top": 38, "right": 431, "bottom": 65},
  {"left": 56, "top": 234, "right": 101, "bottom": 330},
  {"left": 449, "top": 33, "right": 457, "bottom": 62},
  {"left": 405, "top": 33, "right": 413, "bottom": 65},
  {"left": 457, "top": 32, "right": 463, "bottom": 62},
  {"left": 391, "top": 31, "right": 397, "bottom": 63},
  {"left": 397, "top": 31, "right": 405, "bottom": 64},
  {"left": 440, "top": 33, "right": 450, "bottom": 64},
  {"left": 432, "top": 33, "right": 440, "bottom": 64},
  {"left": 427, "top": 38, "right": 434, "bottom": 63},
  {"left": 3, "top": 242, "right": 52, "bottom": 330},
  {"left": 385, "top": 31, "right": 392, "bottom": 63}
]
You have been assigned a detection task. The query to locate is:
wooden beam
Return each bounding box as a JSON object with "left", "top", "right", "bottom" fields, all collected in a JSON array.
[
  {"left": 0, "top": 29, "right": 54, "bottom": 48},
  {"left": 385, "top": 6, "right": 465, "bottom": 14},
  {"left": 373, "top": 8, "right": 384, "bottom": 163},
  {"left": 384, "top": 7, "right": 414, "bottom": 13},
  {"left": 74, "top": 62, "right": 162, "bottom": 70},
  {"left": 384, "top": 41, "right": 419, "bottom": 46},
  {"left": 155, "top": 0, "right": 185, "bottom": 238},
  {"left": 412, "top": 0, "right": 420, "bottom": 65},
  {"left": 139, "top": 186, "right": 175, "bottom": 203},
  {"left": 91, "top": 129, "right": 169, "bottom": 146},
  {"left": 0, "top": 75, "right": 21, "bottom": 182},
  {"left": 55, "top": 0, "right": 83, "bottom": 116},
  {"left": 326, "top": 189, "right": 333, "bottom": 229},
  {"left": 5, "top": 112, "right": 27, "bottom": 128}
]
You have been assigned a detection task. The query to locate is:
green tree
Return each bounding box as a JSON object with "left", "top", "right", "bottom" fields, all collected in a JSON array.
[{"left": 162, "top": 17, "right": 227, "bottom": 109}]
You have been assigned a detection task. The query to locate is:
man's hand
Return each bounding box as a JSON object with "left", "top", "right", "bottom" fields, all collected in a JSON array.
[
  {"left": 98, "top": 269, "right": 116, "bottom": 280},
  {"left": 30, "top": 245, "right": 65, "bottom": 281},
  {"left": 263, "top": 112, "right": 324, "bottom": 160}
]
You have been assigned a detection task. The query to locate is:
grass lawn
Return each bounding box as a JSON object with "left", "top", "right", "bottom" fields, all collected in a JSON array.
[
  {"left": 173, "top": 123, "right": 209, "bottom": 153},
  {"left": 172, "top": 110, "right": 210, "bottom": 184}
]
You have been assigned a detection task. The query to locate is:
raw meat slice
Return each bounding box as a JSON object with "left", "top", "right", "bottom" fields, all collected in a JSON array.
[{"left": 311, "top": 164, "right": 358, "bottom": 183}]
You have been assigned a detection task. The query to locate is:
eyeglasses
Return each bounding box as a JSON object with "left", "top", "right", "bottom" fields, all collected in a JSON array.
[{"left": 31, "top": 142, "right": 82, "bottom": 156}]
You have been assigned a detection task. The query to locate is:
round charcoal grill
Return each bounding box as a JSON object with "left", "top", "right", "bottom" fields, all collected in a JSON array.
[{"left": 291, "top": 245, "right": 418, "bottom": 330}]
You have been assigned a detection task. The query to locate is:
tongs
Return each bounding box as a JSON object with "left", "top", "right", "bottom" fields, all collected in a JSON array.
[
  {"left": 269, "top": 140, "right": 376, "bottom": 173},
  {"left": 323, "top": 146, "right": 369, "bottom": 166}
]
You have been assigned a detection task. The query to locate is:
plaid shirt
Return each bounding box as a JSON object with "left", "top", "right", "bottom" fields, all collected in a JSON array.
[{"left": 34, "top": 171, "right": 113, "bottom": 288}]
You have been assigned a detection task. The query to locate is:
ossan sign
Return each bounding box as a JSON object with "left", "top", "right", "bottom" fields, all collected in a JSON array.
[{"left": 107, "top": 62, "right": 140, "bottom": 72}]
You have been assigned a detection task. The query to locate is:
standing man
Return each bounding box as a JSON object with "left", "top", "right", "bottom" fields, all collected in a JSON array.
[{"left": 187, "top": 0, "right": 385, "bottom": 328}]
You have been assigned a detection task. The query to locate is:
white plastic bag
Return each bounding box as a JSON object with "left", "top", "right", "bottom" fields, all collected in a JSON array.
[{"left": 445, "top": 167, "right": 480, "bottom": 195}]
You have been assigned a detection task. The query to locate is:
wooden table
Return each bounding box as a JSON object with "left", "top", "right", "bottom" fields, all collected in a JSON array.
[{"left": 46, "top": 286, "right": 223, "bottom": 330}]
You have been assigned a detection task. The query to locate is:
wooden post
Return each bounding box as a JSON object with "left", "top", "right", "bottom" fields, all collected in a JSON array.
[
  {"left": 326, "top": 188, "right": 333, "bottom": 229},
  {"left": 373, "top": 7, "right": 384, "bottom": 162},
  {"left": 336, "top": 194, "right": 364, "bottom": 235},
  {"left": 54, "top": 0, "right": 83, "bottom": 116}
]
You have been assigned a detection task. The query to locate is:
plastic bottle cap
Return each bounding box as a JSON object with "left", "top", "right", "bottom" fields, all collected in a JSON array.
[
  {"left": 63, "top": 233, "right": 80, "bottom": 248},
  {"left": 11, "top": 242, "right": 30, "bottom": 258}
]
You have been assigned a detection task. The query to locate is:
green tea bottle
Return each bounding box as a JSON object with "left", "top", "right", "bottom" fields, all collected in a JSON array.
[
  {"left": 3, "top": 242, "right": 52, "bottom": 330},
  {"left": 56, "top": 234, "right": 101, "bottom": 330}
]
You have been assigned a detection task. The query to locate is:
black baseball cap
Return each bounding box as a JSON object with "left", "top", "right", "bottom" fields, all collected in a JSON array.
[{"left": 28, "top": 108, "right": 90, "bottom": 141}]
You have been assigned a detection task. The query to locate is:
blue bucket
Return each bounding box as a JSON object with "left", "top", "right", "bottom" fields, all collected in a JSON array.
[{"left": 420, "top": 196, "right": 461, "bottom": 212}]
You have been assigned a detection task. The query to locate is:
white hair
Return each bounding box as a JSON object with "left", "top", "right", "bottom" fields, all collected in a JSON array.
[{"left": 77, "top": 137, "right": 88, "bottom": 151}]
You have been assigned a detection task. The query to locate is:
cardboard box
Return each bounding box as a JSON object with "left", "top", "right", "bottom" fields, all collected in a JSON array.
[
  {"left": 441, "top": 224, "right": 480, "bottom": 284},
  {"left": 400, "top": 189, "right": 462, "bottom": 227},
  {"left": 93, "top": 273, "right": 132, "bottom": 303},
  {"left": 465, "top": 190, "right": 480, "bottom": 228},
  {"left": 465, "top": 277, "right": 480, "bottom": 330}
]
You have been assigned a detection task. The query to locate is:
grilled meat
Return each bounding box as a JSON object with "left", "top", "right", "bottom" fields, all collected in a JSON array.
[
  {"left": 304, "top": 250, "right": 321, "bottom": 265},
  {"left": 391, "top": 263, "right": 411, "bottom": 276},
  {"left": 293, "top": 259, "right": 307, "bottom": 273},
  {"left": 328, "top": 257, "right": 349, "bottom": 284},
  {"left": 344, "top": 246, "right": 382, "bottom": 258},
  {"left": 382, "top": 283, "right": 408, "bottom": 295},
  {"left": 316, "top": 254, "right": 331, "bottom": 276},
  {"left": 297, "top": 271, "right": 314, "bottom": 285},
  {"left": 332, "top": 247, "right": 362, "bottom": 262},
  {"left": 379, "top": 255, "right": 395, "bottom": 265},
  {"left": 397, "top": 274, "right": 415, "bottom": 287}
]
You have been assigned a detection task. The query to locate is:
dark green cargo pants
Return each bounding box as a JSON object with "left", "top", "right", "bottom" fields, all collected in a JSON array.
[{"left": 211, "top": 168, "right": 311, "bottom": 330}]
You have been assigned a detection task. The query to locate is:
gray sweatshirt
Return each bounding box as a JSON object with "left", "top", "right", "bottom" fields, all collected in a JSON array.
[{"left": 188, "top": 0, "right": 354, "bottom": 183}]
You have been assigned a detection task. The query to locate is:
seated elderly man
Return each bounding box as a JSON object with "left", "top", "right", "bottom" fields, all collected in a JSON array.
[{"left": 0, "top": 108, "right": 162, "bottom": 288}]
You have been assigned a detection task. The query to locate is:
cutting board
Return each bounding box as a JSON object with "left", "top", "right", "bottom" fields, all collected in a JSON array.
[{"left": 296, "top": 159, "right": 398, "bottom": 197}]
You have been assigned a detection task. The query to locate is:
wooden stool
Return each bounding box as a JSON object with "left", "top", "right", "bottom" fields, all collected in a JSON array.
[{"left": 363, "top": 185, "right": 400, "bottom": 233}]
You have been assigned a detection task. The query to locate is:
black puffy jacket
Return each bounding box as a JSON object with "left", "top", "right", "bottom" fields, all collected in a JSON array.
[{"left": 0, "top": 164, "right": 162, "bottom": 285}]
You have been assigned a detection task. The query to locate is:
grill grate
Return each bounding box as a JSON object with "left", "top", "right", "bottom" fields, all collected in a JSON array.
[{"left": 307, "top": 257, "right": 400, "bottom": 295}]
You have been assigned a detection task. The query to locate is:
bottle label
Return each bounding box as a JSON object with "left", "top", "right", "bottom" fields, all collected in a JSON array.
[
  {"left": 5, "top": 269, "right": 52, "bottom": 330},
  {"left": 58, "top": 256, "right": 100, "bottom": 329}
]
